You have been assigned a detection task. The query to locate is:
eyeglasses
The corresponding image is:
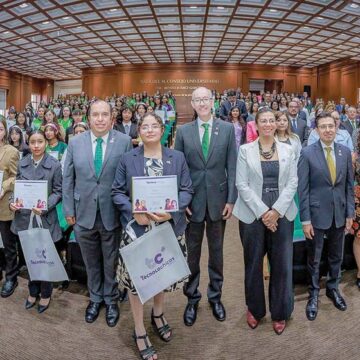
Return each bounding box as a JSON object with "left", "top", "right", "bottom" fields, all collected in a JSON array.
[
  {"left": 318, "top": 124, "right": 335, "bottom": 130},
  {"left": 192, "top": 97, "right": 212, "bottom": 105},
  {"left": 140, "top": 124, "right": 162, "bottom": 132}
]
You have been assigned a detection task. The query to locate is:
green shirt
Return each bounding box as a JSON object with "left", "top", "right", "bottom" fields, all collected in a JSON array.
[
  {"left": 46, "top": 141, "right": 68, "bottom": 160},
  {"left": 32, "top": 118, "right": 43, "bottom": 130},
  {"left": 58, "top": 118, "right": 73, "bottom": 131}
]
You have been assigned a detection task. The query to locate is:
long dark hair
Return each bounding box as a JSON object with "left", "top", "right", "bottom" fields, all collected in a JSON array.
[
  {"left": 8, "top": 125, "right": 25, "bottom": 149},
  {"left": 119, "top": 105, "right": 136, "bottom": 124},
  {"left": 228, "top": 106, "right": 247, "bottom": 145}
]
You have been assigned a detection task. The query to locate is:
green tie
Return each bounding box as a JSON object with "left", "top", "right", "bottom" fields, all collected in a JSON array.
[
  {"left": 94, "top": 137, "right": 103, "bottom": 177},
  {"left": 325, "top": 147, "right": 336, "bottom": 185},
  {"left": 201, "top": 123, "right": 210, "bottom": 159}
]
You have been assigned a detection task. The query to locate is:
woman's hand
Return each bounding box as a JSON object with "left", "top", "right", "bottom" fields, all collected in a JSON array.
[
  {"left": 32, "top": 207, "right": 42, "bottom": 216},
  {"left": 9, "top": 203, "right": 19, "bottom": 212},
  {"left": 147, "top": 212, "right": 172, "bottom": 223},
  {"left": 134, "top": 213, "right": 150, "bottom": 226},
  {"left": 262, "top": 209, "right": 280, "bottom": 226}
]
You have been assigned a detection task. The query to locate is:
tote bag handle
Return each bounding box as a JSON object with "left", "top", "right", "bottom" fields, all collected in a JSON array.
[{"left": 28, "top": 211, "right": 43, "bottom": 230}]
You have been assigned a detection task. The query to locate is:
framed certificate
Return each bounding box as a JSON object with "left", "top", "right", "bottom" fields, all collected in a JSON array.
[
  {"left": 14, "top": 180, "right": 48, "bottom": 211},
  {"left": 132, "top": 175, "right": 179, "bottom": 213},
  {"left": 0, "top": 170, "right": 4, "bottom": 188}
]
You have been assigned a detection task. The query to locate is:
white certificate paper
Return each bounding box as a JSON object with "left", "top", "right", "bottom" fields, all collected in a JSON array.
[
  {"left": 0, "top": 170, "right": 4, "bottom": 187},
  {"left": 132, "top": 176, "right": 179, "bottom": 213},
  {"left": 14, "top": 180, "right": 48, "bottom": 211}
]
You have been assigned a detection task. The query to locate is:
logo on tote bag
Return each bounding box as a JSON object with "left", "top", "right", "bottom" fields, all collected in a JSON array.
[
  {"left": 141, "top": 246, "right": 175, "bottom": 281},
  {"left": 31, "top": 247, "right": 55, "bottom": 266}
]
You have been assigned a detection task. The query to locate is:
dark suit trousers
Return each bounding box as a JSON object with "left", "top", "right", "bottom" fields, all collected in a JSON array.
[
  {"left": 239, "top": 218, "right": 294, "bottom": 321},
  {"left": 28, "top": 280, "right": 52, "bottom": 299},
  {"left": 183, "top": 210, "right": 226, "bottom": 305},
  {"left": 307, "top": 222, "right": 345, "bottom": 296},
  {"left": 0, "top": 221, "right": 18, "bottom": 281},
  {"left": 74, "top": 211, "right": 119, "bottom": 305}
]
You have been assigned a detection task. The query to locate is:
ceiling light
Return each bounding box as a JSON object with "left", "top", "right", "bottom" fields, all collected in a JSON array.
[
  {"left": 19, "top": 3, "right": 28, "bottom": 8},
  {"left": 4, "top": 31, "right": 9, "bottom": 34},
  {"left": 62, "top": 16, "right": 69, "bottom": 20},
  {"left": 42, "top": 21, "right": 49, "bottom": 25},
  {"left": 317, "top": 17, "right": 323, "bottom": 20},
  {"left": 190, "top": 6, "right": 197, "bottom": 9},
  {"left": 350, "top": 3, "right": 359, "bottom": 8},
  {"left": 269, "top": 9, "right": 277, "bottom": 12},
  {"left": 217, "top": 6, "right": 225, "bottom": 10},
  {"left": 109, "top": 8, "right": 118, "bottom": 12}
]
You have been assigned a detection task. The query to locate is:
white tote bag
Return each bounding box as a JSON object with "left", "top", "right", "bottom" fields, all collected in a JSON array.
[
  {"left": 120, "top": 220, "right": 190, "bottom": 304},
  {"left": 18, "top": 212, "right": 69, "bottom": 282}
]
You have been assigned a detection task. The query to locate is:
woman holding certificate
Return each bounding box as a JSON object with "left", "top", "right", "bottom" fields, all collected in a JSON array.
[
  {"left": 112, "top": 113, "right": 193, "bottom": 360},
  {"left": 10, "top": 129, "right": 62, "bottom": 313},
  {"left": 0, "top": 118, "right": 20, "bottom": 298}
]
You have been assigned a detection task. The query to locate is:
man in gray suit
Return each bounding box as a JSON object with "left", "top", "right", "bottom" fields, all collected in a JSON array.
[
  {"left": 298, "top": 111, "right": 354, "bottom": 321},
  {"left": 63, "top": 100, "right": 132, "bottom": 326},
  {"left": 175, "top": 87, "right": 237, "bottom": 326},
  {"left": 288, "top": 100, "right": 309, "bottom": 145}
]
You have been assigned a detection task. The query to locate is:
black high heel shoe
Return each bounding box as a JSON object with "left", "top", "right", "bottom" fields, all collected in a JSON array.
[
  {"left": 25, "top": 296, "right": 37, "bottom": 310},
  {"left": 133, "top": 331, "right": 157, "bottom": 360},
  {"left": 356, "top": 278, "right": 360, "bottom": 289},
  {"left": 151, "top": 309, "right": 172, "bottom": 342},
  {"left": 38, "top": 298, "right": 51, "bottom": 314}
]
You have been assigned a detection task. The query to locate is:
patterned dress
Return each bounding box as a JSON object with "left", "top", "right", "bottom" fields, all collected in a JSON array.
[
  {"left": 117, "top": 157, "right": 188, "bottom": 295},
  {"left": 351, "top": 157, "right": 360, "bottom": 239}
]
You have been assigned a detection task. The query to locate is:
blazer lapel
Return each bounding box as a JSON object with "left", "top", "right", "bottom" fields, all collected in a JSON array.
[
  {"left": 99, "top": 130, "right": 116, "bottom": 177},
  {"left": 133, "top": 146, "right": 145, "bottom": 176},
  {"left": 314, "top": 140, "right": 332, "bottom": 185},
  {"left": 334, "top": 143, "right": 342, "bottom": 183},
  {"left": 206, "top": 119, "right": 220, "bottom": 163},
  {"left": 248, "top": 139, "right": 263, "bottom": 179},
  {"left": 162, "top": 147, "right": 174, "bottom": 175},
  {"left": 85, "top": 132, "right": 96, "bottom": 177},
  {"left": 191, "top": 121, "right": 206, "bottom": 164}
]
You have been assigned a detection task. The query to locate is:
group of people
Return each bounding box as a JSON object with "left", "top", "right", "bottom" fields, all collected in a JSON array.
[{"left": 0, "top": 86, "right": 360, "bottom": 360}]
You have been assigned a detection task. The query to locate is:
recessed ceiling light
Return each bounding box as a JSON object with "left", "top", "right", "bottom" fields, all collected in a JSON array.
[
  {"left": 217, "top": 6, "right": 225, "bottom": 10},
  {"left": 350, "top": 3, "right": 359, "bottom": 8},
  {"left": 19, "top": 3, "right": 28, "bottom": 8},
  {"left": 317, "top": 16, "right": 323, "bottom": 20},
  {"left": 62, "top": 16, "right": 69, "bottom": 20},
  {"left": 269, "top": 9, "right": 277, "bottom": 12},
  {"left": 42, "top": 21, "right": 49, "bottom": 25},
  {"left": 4, "top": 31, "right": 9, "bottom": 34},
  {"left": 190, "top": 6, "right": 197, "bottom": 9},
  {"left": 109, "top": 8, "right": 118, "bottom": 12}
]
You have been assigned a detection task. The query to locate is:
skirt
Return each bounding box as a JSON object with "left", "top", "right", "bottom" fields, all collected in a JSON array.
[{"left": 116, "top": 225, "right": 188, "bottom": 296}]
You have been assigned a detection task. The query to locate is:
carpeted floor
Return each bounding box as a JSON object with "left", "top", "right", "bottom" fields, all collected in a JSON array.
[{"left": 1, "top": 218, "right": 359, "bottom": 360}]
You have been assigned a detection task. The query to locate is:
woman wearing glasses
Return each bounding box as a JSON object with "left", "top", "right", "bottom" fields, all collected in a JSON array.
[
  {"left": 112, "top": 113, "right": 193, "bottom": 360},
  {"left": 233, "top": 108, "right": 298, "bottom": 335}
]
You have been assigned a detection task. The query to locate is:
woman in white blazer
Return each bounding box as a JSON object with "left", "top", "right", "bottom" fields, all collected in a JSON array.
[
  {"left": 274, "top": 111, "right": 302, "bottom": 162},
  {"left": 233, "top": 108, "right": 298, "bottom": 335}
]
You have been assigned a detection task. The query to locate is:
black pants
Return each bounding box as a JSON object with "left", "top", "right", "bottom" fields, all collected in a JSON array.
[
  {"left": 0, "top": 221, "right": 19, "bottom": 281},
  {"left": 74, "top": 211, "right": 120, "bottom": 305},
  {"left": 240, "top": 218, "right": 294, "bottom": 321},
  {"left": 307, "top": 222, "right": 345, "bottom": 296},
  {"left": 28, "top": 280, "right": 53, "bottom": 299},
  {"left": 183, "top": 210, "right": 226, "bottom": 305}
]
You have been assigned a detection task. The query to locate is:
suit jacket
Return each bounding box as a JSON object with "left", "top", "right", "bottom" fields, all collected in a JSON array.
[
  {"left": 0, "top": 145, "right": 19, "bottom": 221},
  {"left": 62, "top": 129, "right": 132, "bottom": 231},
  {"left": 174, "top": 118, "right": 237, "bottom": 222},
  {"left": 339, "top": 119, "right": 355, "bottom": 136},
  {"left": 298, "top": 140, "right": 355, "bottom": 229},
  {"left": 290, "top": 116, "right": 309, "bottom": 145},
  {"left": 113, "top": 122, "right": 138, "bottom": 139},
  {"left": 233, "top": 139, "right": 298, "bottom": 223},
  {"left": 10, "top": 153, "right": 63, "bottom": 242},
  {"left": 111, "top": 146, "right": 193, "bottom": 237},
  {"left": 219, "top": 99, "right": 247, "bottom": 120}
]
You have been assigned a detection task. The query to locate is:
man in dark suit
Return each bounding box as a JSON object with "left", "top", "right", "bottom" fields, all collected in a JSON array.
[
  {"left": 219, "top": 89, "right": 247, "bottom": 120},
  {"left": 288, "top": 100, "right": 309, "bottom": 145},
  {"left": 175, "top": 87, "right": 237, "bottom": 326},
  {"left": 298, "top": 111, "right": 354, "bottom": 321},
  {"left": 260, "top": 92, "right": 272, "bottom": 108},
  {"left": 339, "top": 106, "right": 358, "bottom": 136},
  {"left": 63, "top": 100, "right": 132, "bottom": 327},
  {"left": 335, "top": 97, "right": 346, "bottom": 114}
]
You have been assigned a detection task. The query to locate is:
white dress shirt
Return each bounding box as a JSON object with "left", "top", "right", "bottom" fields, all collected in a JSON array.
[
  {"left": 90, "top": 131, "right": 109, "bottom": 162},
  {"left": 197, "top": 117, "right": 213, "bottom": 143},
  {"left": 320, "top": 140, "right": 335, "bottom": 164}
]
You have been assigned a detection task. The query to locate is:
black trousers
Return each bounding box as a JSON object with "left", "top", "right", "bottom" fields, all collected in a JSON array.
[
  {"left": 239, "top": 218, "right": 294, "bottom": 321},
  {"left": 0, "top": 221, "right": 19, "bottom": 281},
  {"left": 74, "top": 211, "right": 120, "bottom": 305},
  {"left": 28, "top": 280, "right": 53, "bottom": 299},
  {"left": 307, "top": 222, "right": 345, "bottom": 296},
  {"left": 183, "top": 210, "right": 226, "bottom": 305}
]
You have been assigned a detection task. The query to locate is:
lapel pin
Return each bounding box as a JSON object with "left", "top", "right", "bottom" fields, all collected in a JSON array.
[
  {"left": 110, "top": 138, "right": 115, "bottom": 143},
  {"left": 166, "top": 160, "right": 171, "bottom": 164},
  {"left": 339, "top": 150, "right": 342, "bottom": 156}
]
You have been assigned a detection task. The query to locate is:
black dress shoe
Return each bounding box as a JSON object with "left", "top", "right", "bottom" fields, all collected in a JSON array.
[
  {"left": 183, "top": 303, "right": 198, "bottom": 326},
  {"left": 105, "top": 304, "right": 119, "bottom": 327},
  {"left": 326, "top": 288, "right": 347, "bottom": 311},
  {"left": 38, "top": 298, "right": 51, "bottom": 314},
  {"left": 209, "top": 301, "right": 226, "bottom": 322},
  {"left": 356, "top": 278, "right": 360, "bottom": 289},
  {"left": 306, "top": 296, "right": 318, "bottom": 321},
  {"left": 85, "top": 301, "right": 102, "bottom": 323},
  {"left": 1, "top": 280, "right": 18, "bottom": 298}
]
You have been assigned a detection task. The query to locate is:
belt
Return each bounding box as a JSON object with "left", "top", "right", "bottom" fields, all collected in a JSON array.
[{"left": 262, "top": 187, "right": 279, "bottom": 193}]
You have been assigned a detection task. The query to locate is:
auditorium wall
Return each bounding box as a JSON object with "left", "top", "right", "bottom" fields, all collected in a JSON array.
[
  {"left": 0, "top": 69, "right": 53, "bottom": 111},
  {"left": 82, "top": 64, "right": 317, "bottom": 120}
]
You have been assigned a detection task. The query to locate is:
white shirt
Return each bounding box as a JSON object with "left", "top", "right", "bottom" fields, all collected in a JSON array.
[
  {"left": 31, "top": 154, "right": 44, "bottom": 168},
  {"left": 197, "top": 117, "right": 213, "bottom": 143},
  {"left": 90, "top": 131, "right": 109, "bottom": 162},
  {"left": 320, "top": 140, "right": 335, "bottom": 164}
]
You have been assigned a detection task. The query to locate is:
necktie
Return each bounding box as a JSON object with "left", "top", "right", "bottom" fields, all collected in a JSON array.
[
  {"left": 325, "top": 147, "right": 336, "bottom": 185},
  {"left": 94, "top": 137, "right": 103, "bottom": 177},
  {"left": 292, "top": 119, "right": 297, "bottom": 130},
  {"left": 351, "top": 120, "right": 356, "bottom": 129},
  {"left": 125, "top": 124, "right": 130, "bottom": 135},
  {"left": 201, "top": 123, "right": 210, "bottom": 159}
]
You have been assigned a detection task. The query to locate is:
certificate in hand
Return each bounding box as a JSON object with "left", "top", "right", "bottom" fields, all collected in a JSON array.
[
  {"left": 0, "top": 170, "right": 4, "bottom": 188},
  {"left": 14, "top": 180, "right": 48, "bottom": 211},
  {"left": 132, "top": 175, "right": 179, "bottom": 213}
]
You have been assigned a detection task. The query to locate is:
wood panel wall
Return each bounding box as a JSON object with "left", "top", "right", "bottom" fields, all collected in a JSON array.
[{"left": 0, "top": 69, "right": 53, "bottom": 111}]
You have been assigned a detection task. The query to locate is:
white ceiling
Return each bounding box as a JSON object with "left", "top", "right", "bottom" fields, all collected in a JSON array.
[{"left": 0, "top": 0, "right": 360, "bottom": 79}]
